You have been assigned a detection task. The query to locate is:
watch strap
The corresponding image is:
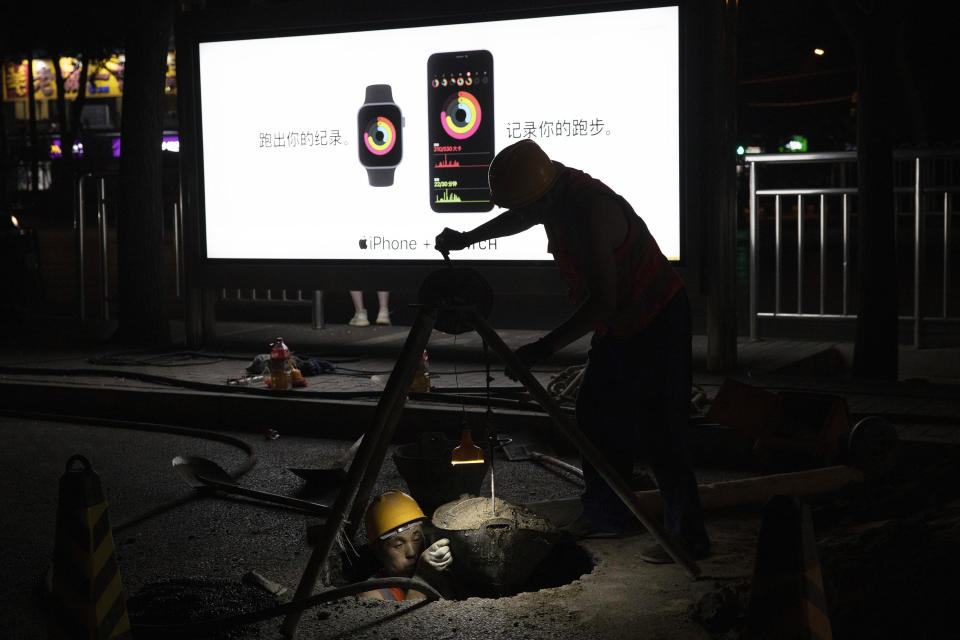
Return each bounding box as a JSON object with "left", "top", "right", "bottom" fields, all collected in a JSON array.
[
  {"left": 364, "top": 84, "right": 394, "bottom": 103},
  {"left": 361, "top": 85, "right": 397, "bottom": 186},
  {"left": 366, "top": 167, "right": 395, "bottom": 187}
]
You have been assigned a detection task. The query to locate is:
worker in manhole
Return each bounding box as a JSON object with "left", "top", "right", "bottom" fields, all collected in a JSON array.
[
  {"left": 357, "top": 491, "right": 455, "bottom": 600},
  {"left": 435, "top": 139, "right": 711, "bottom": 564}
]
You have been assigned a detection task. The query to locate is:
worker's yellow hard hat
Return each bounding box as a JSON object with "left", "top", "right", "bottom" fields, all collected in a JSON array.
[
  {"left": 364, "top": 490, "right": 426, "bottom": 544},
  {"left": 488, "top": 139, "right": 562, "bottom": 208}
]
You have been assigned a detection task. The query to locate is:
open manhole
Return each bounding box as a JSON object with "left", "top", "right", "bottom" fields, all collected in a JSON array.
[
  {"left": 496, "top": 533, "right": 593, "bottom": 597},
  {"left": 432, "top": 496, "right": 592, "bottom": 598},
  {"left": 328, "top": 496, "right": 593, "bottom": 600}
]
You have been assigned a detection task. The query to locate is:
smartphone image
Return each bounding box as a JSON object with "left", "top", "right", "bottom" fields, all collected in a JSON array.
[{"left": 427, "top": 50, "right": 494, "bottom": 212}]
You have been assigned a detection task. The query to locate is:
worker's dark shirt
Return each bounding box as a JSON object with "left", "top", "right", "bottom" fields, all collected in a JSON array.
[{"left": 544, "top": 166, "right": 683, "bottom": 337}]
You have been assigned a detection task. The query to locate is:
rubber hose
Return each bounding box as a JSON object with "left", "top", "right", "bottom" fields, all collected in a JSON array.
[
  {"left": 129, "top": 577, "right": 441, "bottom": 638},
  {"left": 0, "top": 365, "right": 565, "bottom": 412},
  {"left": 0, "top": 409, "right": 258, "bottom": 532},
  {"left": 16, "top": 410, "right": 439, "bottom": 638}
]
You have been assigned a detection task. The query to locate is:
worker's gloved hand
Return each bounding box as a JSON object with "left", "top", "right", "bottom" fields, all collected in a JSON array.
[
  {"left": 435, "top": 228, "right": 469, "bottom": 255},
  {"left": 505, "top": 339, "right": 553, "bottom": 381},
  {"left": 420, "top": 538, "right": 453, "bottom": 572}
]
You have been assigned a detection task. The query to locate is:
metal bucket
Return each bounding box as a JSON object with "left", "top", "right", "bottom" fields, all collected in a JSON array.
[
  {"left": 432, "top": 496, "right": 561, "bottom": 597},
  {"left": 392, "top": 432, "right": 489, "bottom": 517}
]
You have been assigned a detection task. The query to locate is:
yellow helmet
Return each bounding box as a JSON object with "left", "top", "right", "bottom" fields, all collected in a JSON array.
[
  {"left": 488, "top": 139, "right": 562, "bottom": 208},
  {"left": 364, "top": 490, "right": 426, "bottom": 543}
]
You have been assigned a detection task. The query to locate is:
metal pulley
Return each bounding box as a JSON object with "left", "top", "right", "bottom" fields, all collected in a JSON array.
[
  {"left": 845, "top": 415, "right": 900, "bottom": 481},
  {"left": 417, "top": 267, "right": 494, "bottom": 335}
]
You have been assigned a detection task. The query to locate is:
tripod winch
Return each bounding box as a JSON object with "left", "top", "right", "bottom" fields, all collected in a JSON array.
[
  {"left": 280, "top": 265, "right": 701, "bottom": 637},
  {"left": 417, "top": 266, "right": 494, "bottom": 335}
]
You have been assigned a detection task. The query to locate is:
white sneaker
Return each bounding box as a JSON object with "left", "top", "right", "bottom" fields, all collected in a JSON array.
[
  {"left": 375, "top": 309, "right": 391, "bottom": 325},
  {"left": 349, "top": 309, "right": 370, "bottom": 327}
]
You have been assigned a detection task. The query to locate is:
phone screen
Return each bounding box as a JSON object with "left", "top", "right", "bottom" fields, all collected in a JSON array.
[{"left": 427, "top": 50, "right": 494, "bottom": 212}]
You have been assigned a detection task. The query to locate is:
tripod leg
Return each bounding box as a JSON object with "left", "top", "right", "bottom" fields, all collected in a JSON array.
[
  {"left": 467, "top": 310, "right": 701, "bottom": 580},
  {"left": 280, "top": 307, "right": 437, "bottom": 637},
  {"left": 344, "top": 316, "right": 436, "bottom": 539}
]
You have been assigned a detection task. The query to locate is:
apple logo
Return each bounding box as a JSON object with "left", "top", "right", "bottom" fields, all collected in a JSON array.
[{"left": 358, "top": 238, "right": 367, "bottom": 249}]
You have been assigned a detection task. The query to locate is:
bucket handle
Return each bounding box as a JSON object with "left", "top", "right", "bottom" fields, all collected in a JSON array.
[{"left": 481, "top": 517, "right": 514, "bottom": 534}]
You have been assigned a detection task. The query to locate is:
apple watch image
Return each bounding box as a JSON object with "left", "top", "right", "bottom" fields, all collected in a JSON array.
[{"left": 357, "top": 84, "right": 404, "bottom": 186}]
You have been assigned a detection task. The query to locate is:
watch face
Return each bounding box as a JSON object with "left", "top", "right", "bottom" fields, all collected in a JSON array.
[{"left": 357, "top": 103, "right": 402, "bottom": 167}]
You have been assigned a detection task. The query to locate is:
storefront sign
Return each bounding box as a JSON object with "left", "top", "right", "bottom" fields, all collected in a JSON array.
[{"left": 2, "top": 53, "right": 176, "bottom": 102}]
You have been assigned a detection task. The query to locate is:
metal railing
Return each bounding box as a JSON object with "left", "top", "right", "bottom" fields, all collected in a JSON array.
[
  {"left": 75, "top": 173, "right": 112, "bottom": 321},
  {"left": 75, "top": 175, "right": 189, "bottom": 320},
  {"left": 72, "top": 175, "right": 327, "bottom": 327},
  {"left": 747, "top": 150, "right": 958, "bottom": 345},
  {"left": 218, "top": 288, "right": 327, "bottom": 329}
]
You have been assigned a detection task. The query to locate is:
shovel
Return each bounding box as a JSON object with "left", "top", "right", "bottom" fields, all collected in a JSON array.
[
  {"left": 286, "top": 434, "right": 363, "bottom": 491},
  {"left": 502, "top": 443, "right": 584, "bottom": 480},
  {"left": 172, "top": 455, "right": 331, "bottom": 515}
]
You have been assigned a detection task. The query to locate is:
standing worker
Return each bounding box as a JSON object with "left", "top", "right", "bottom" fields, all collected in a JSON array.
[
  {"left": 434, "top": 139, "right": 710, "bottom": 563},
  {"left": 357, "top": 491, "right": 454, "bottom": 599}
]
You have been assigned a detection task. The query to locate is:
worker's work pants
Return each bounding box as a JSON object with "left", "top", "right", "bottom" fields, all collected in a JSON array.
[{"left": 576, "top": 289, "right": 709, "bottom": 551}]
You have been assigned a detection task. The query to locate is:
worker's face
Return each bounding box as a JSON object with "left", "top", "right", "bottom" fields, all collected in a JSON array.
[{"left": 375, "top": 524, "right": 425, "bottom": 576}]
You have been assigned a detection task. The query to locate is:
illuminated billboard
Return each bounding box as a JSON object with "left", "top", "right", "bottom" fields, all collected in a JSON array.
[{"left": 196, "top": 4, "right": 680, "bottom": 261}]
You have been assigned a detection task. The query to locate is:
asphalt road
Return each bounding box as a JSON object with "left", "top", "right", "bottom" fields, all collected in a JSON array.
[{"left": 7, "top": 414, "right": 717, "bottom": 640}]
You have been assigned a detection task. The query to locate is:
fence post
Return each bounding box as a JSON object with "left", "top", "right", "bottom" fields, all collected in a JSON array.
[
  {"left": 75, "top": 174, "right": 87, "bottom": 320},
  {"left": 312, "top": 291, "right": 325, "bottom": 329},
  {"left": 173, "top": 202, "right": 181, "bottom": 298},
  {"left": 944, "top": 192, "right": 952, "bottom": 319},
  {"left": 797, "top": 194, "right": 803, "bottom": 314},
  {"left": 775, "top": 194, "right": 782, "bottom": 315},
  {"left": 843, "top": 193, "right": 849, "bottom": 316},
  {"left": 819, "top": 194, "right": 826, "bottom": 315},
  {"left": 913, "top": 157, "right": 922, "bottom": 347},
  {"left": 749, "top": 160, "right": 759, "bottom": 340},
  {"left": 97, "top": 177, "right": 109, "bottom": 321}
]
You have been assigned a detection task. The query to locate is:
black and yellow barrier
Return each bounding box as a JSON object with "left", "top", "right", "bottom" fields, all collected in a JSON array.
[
  {"left": 48, "top": 454, "right": 132, "bottom": 639},
  {"left": 798, "top": 499, "right": 832, "bottom": 640},
  {"left": 743, "top": 494, "right": 833, "bottom": 640}
]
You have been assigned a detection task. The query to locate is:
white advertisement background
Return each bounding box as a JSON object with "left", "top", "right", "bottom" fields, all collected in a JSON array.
[{"left": 199, "top": 6, "right": 679, "bottom": 260}]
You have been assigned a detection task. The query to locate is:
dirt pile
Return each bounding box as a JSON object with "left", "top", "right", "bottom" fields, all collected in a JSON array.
[
  {"left": 433, "top": 496, "right": 554, "bottom": 532},
  {"left": 819, "top": 502, "right": 960, "bottom": 639}
]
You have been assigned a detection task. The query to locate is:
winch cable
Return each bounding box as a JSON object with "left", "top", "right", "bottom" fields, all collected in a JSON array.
[
  {"left": 484, "top": 337, "right": 497, "bottom": 516},
  {"left": 0, "top": 408, "right": 258, "bottom": 533},
  {"left": 453, "top": 334, "right": 467, "bottom": 420}
]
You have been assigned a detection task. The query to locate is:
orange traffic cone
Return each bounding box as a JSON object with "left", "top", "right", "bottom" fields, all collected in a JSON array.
[
  {"left": 48, "top": 454, "right": 132, "bottom": 639},
  {"left": 743, "top": 494, "right": 832, "bottom": 640}
]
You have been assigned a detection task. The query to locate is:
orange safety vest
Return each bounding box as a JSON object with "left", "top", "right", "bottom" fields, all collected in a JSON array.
[
  {"left": 545, "top": 167, "right": 683, "bottom": 337},
  {"left": 376, "top": 586, "right": 407, "bottom": 601},
  {"left": 373, "top": 569, "right": 408, "bottom": 601}
]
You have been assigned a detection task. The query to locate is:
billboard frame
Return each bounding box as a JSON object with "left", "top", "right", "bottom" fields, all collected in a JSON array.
[{"left": 175, "top": 0, "right": 691, "bottom": 295}]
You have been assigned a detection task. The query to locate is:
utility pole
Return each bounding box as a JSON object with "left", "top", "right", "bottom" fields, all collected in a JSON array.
[
  {"left": 835, "top": 0, "right": 899, "bottom": 380},
  {"left": 697, "top": 0, "right": 740, "bottom": 372}
]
